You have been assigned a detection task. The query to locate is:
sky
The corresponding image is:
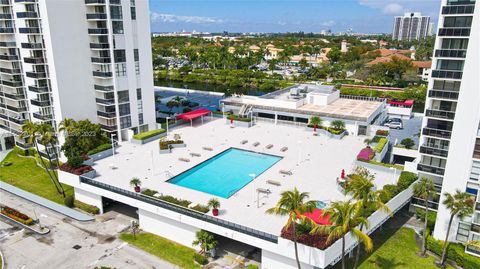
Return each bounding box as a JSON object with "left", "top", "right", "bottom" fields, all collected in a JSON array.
[{"left": 149, "top": 0, "right": 441, "bottom": 34}]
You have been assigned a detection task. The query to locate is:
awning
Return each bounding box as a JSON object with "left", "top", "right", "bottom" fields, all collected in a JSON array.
[
  {"left": 303, "top": 209, "right": 332, "bottom": 225},
  {"left": 176, "top": 108, "right": 212, "bottom": 121},
  {"left": 388, "top": 100, "right": 414, "bottom": 107}
]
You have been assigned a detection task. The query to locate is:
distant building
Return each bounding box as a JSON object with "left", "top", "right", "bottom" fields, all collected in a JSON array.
[
  {"left": 341, "top": 40, "right": 349, "bottom": 53},
  {"left": 428, "top": 22, "right": 436, "bottom": 36},
  {"left": 366, "top": 49, "right": 432, "bottom": 81},
  {"left": 393, "top": 12, "right": 431, "bottom": 41}
]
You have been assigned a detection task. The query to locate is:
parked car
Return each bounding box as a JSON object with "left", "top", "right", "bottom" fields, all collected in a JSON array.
[{"left": 384, "top": 118, "right": 403, "bottom": 129}]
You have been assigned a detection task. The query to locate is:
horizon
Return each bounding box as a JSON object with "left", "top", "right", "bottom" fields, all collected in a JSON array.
[{"left": 149, "top": 0, "right": 441, "bottom": 34}]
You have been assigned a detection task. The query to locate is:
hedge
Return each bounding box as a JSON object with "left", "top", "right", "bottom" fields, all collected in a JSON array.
[
  {"left": 379, "top": 171, "right": 417, "bottom": 203},
  {"left": 87, "top": 143, "right": 112, "bottom": 156},
  {"left": 159, "top": 140, "right": 184, "bottom": 150},
  {"left": 374, "top": 137, "right": 388, "bottom": 153},
  {"left": 193, "top": 253, "right": 208, "bottom": 265},
  {"left": 415, "top": 208, "right": 436, "bottom": 231},
  {"left": 75, "top": 200, "right": 100, "bottom": 215},
  {"left": 141, "top": 189, "right": 209, "bottom": 213},
  {"left": 1, "top": 206, "right": 33, "bottom": 225},
  {"left": 132, "top": 129, "right": 166, "bottom": 141},
  {"left": 228, "top": 114, "right": 252, "bottom": 122},
  {"left": 427, "top": 235, "right": 480, "bottom": 269}
]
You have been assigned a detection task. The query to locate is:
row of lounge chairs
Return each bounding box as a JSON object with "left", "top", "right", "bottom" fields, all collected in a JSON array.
[{"left": 240, "top": 140, "right": 285, "bottom": 152}]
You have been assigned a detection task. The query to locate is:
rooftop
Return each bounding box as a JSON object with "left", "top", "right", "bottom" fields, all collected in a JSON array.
[{"left": 90, "top": 119, "right": 400, "bottom": 235}]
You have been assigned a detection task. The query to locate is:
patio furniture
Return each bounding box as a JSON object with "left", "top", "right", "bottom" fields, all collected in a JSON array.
[
  {"left": 240, "top": 140, "right": 248, "bottom": 145},
  {"left": 279, "top": 170, "right": 293, "bottom": 176},
  {"left": 257, "top": 188, "right": 271, "bottom": 194},
  {"left": 190, "top": 152, "right": 201, "bottom": 157},
  {"left": 280, "top": 147, "right": 288, "bottom": 152},
  {"left": 179, "top": 157, "right": 190, "bottom": 162},
  {"left": 253, "top": 142, "right": 260, "bottom": 147},
  {"left": 265, "top": 144, "right": 273, "bottom": 149},
  {"left": 267, "top": 180, "right": 281, "bottom": 186},
  {"left": 202, "top": 147, "right": 213, "bottom": 151}
]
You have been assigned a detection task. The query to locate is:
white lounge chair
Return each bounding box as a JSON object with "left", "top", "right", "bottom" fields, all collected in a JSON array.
[
  {"left": 279, "top": 170, "right": 293, "bottom": 176},
  {"left": 202, "top": 147, "right": 213, "bottom": 151},
  {"left": 253, "top": 142, "right": 260, "bottom": 147},
  {"left": 240, "top": 140, "right": 248, "bottom": 145},
  {"left": 179, "top": 157, "right": 190, "bottom": 162},
  {"left": 280, "top": 147, "right": 288, "bottom": 152},
  {"left": 267, "top": 180, "right": 281, "bottom": 186},
  {"left": 190, "top": 152, "right": 201, "bottom": 157}
]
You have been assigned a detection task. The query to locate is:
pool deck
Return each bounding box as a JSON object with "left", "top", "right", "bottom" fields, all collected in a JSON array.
[{"left": 91, "top": 118, "right": 399, "bottom": 235}]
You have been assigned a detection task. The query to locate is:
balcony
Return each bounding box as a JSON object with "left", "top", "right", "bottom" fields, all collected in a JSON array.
[
  {"left": 94, "top": 84, "right": 114, "bottom": 92},
  {"left": 8, "top": 116, "right": 25, "bottom": 125},
  {"left": 21, "top": 42, "right": 43, "bottom": 49},
  {"left": 0, "top": 13, "right": 12, "bottom": 19},
  {"left": 91, "top": 57, "right": 111, "bottom": 63},
  {"left": 99, "top": 124, "right": 117, "bottom": 131},
  {"left": 23, "top": 57, "right": 44, "bottom": 64},
  {"left": 434, "top": 49, "right": 467, "bottom": 58},
  {"left": 419, "top": 146, "right": 449, "bottom": 158},
  {"left": 422, "top": 127, "right": 452, "bottom": 139},
  {"left": 93, "top": 71, "right": 112, "bottom": 78},
  {"left": 0, "top": 67, "right": 21, "bottom": 74},
  {"left": 0, "top": 54, "right": 18, "bottom": 61},
  {"left": 2, "top": 92, "right": 25, "bottom": 100},
  {"left": 0, "top": 41, "right": 16, "bottom": 47},
  {"left": 428, "top": 90, "right": 459, "bottom": 100},
  {"left": 425, "top": 109, "right": 456, "bottom": 120},
  {"left": 14, "top": 0, "right": 38, "bottom": 3},
  {"left": 0, "top": 0, "right": 10, "bottom": 5},
  {"left": 26, "top": 71, "right": 47, "bottom": 79},
  {"left": 431, "top": 70, "right": 463, "bottom": 79},
  {"left": 97, "top": 110, "right": 116, "bottom": 118},
  {"left": 95, "top": 97, "right": 115, "bottom": 105},
  {"left": 30, "top": 98, "right": 50, "bottom": 107},
  {"left": 16, "top": 11, "right": 38, "bottom": 18},
  {"left": 417, "top": 164, "right": 445, "bottom": 176},
  {"left": 5, "top": 104, "right": 27, "bottom": 112},
  {"left": 2, "top": 80, "right": 23, "bottom": 87},
  {"left": 18, "top": 27, "right": 40, "bottom": 34},
  {"left": 0, "top": 27, "right": 14, "bottom": 33},
  {"left": 110, "top": 0, "right": 120, "bottom": 5},
  {"left": 85, "top": 0, "right": 105, "bottom": 4},
  {"left": 88, "top": 28, "right": 108, "bottom": 35},
  {"left": 28, "top": 85, "right": 49, "bottom": 93},
  {"left": 438, "top": 27, "right": 471, "bottom": 36},
  {"left": 33, "top": 112, "right": 53, "bottom": 121},
  {"left": 15, "top": 140, "right": 34, "bottom": 150},
  {"left": 86, "top": 13, "right": 107, "bottom": 20},
  {"left": 442, "top": 5, "right": 475, "bottom": 14},
  {"left": 89, "top": 43, "right": 109, "bottom": 49}
]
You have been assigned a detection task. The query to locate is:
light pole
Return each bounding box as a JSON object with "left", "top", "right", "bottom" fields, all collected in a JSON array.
[{"left": 166, "top": 116, "right": 171, "bottom": 136}]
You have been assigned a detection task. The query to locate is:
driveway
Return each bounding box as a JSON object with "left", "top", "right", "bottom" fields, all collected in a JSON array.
[
  {"left": 387, "top": 116, "right": 423, "bottom": 148},
  {"left": 0, "top": 190, "right": 177, "bottom": 269}
]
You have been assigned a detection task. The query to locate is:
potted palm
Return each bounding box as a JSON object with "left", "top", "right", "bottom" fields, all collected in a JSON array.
[
  {"left": 309, "top": 116, "right": 322, "bottom": 135},
  {"left": 130, "top": 177, "right": 142, "bottom": 193},
  {"left": 207, "top": 198, "right": 221, "bottom": 216}
]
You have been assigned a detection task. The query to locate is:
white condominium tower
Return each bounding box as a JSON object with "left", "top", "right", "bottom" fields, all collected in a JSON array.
[
  {"left": 0, "top": 0, "right": 156, "bottom": 150},
  {"left": 417, "top": 0, "right": 480, "bottom": 257},
  {"left": 393, "top": 12, "right": 431, "bottom": 41}
]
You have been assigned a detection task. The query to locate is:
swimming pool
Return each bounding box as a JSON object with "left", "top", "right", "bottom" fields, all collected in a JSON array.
[{"left": 168, "top": 148, "right": 282, "bottom": 198}]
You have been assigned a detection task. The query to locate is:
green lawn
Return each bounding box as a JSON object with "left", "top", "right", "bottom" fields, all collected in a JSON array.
[
  {"left": 339, "top": 227, "right": 454, "bottom": 269},
  {"left": 0, "top": 148, "right": 73, "bottom": 205},
  {"left": 120, "top": 232, "right": 201, "bottom": 269}
]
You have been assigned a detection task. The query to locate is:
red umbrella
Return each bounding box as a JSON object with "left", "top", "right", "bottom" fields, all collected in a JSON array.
[
  {"left": 230, "top": 116, "right": 233, "bottom": 124},
  {"left": 341, "top": 169, "right": 345, "bottom": 179},
  {"left": 314, "top": 123, "right": 317, "bottom": 132}
]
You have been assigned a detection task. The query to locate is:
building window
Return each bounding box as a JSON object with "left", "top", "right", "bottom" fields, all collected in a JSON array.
[
  {"left": 117, "top": 90, "right": 129, "bottom": 103},
  {"left": 443, "top": 16, "right": 472, "bottom": 28},
  {"left": 134, "top": 49, "right": 139, "bottom": 61},
  {"left": 136, "top": 88, "right": 142, "bottom": 100},
  {"left": 433, "top": 80, "right": 461, "bottom": 91},
  {"left": 115, "top": 63, "right": 127, "bottom": 76},
  {"left": 118, "top": 103, "right": 130, "bottom": 116},
  {"left": 120, "top": 116, "right": 132, "bottom": 129},
  {"left": 455, "top": 222, "right": 471, "bottom": 242},
  {"left": 436, "top": 59, "right": 464, "bottom": 71},
  {"left": 110, "top": 5, "right": 123, "bottom": 20},
  {"left": 112, "top": 21, "right": 124, "bottom": 34},
  {"left": 137, "top": 100, "right": 143, "bottom": 113},
  {"left": 473, "top": 139, "right": 480, "bottom": 159},
  {"left": 114, "top": 49, "right": 126, "bottom": 63},
  {"left": 135, "top": 61, "right": 140, "bottom": 75},
  {"left": 138, "top": 113, "right": 143, "bottom": 125},
  {"left": 130, "top": 7, "right": 136, "bottom": 20}
]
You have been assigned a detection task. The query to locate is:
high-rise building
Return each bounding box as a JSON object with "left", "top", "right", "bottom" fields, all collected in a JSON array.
[
  {"left": 393, "top": 12, "right": 431, "bottom": 41},
  {"left": 0, "top": 0, "right": 156, "bottom": 152},
  {"left": 416, "top": 0, "right": 479, "bottom": 257}
]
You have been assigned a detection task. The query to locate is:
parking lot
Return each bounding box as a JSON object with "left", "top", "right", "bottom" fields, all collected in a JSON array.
[{"left": 386, "top": 116, "right": 423, "bottom": 148}]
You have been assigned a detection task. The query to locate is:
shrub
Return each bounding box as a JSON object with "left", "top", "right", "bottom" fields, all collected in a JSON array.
[
  {"left": 158, "top": 195, "right": 192, "bottom": 208},
  {"left": 376, "top": 130, "right": 389, "bottom": 136},
  {"left": 87, "top": 143, "right": 112, "bottom": 156},
  {"left": 191, "top": 204, "right": 210, "bottom": 213},
  {"left": 74, "top": 200, "right": 100, "bottom": 215},
  {"left": 159, "top": 140, "right": 184, "bottom": 150},
  {"left": 357, "top": 147, "right": 375, "bottom": 162},
  {"left": 427, "top": 236, "right": 480, "bottom": 269},
  {"left": 132, "top": 129, "right": 166, "bottom": 141},
  {"left": 141, "top": 189, "right": 158, "bottom": 197},
  {"left": 247, "top": 265, "right": 259, "bottom": 269},
  {"left": 367, "top": 160, "right": 404, "bottom": 170},
  {"left": 330, "top": 120, "right": 345, "bottom": 131},
  {"left": 281, "top": 223, "right": 332, "bottom": 250},
  {"left": 183, "top": 107, "right": 192, "bottom": 113},
  {"left": 193, "top": 253, "right": 208, "bottom": 265},
  {"left": 380, "top": 184, "right": 399, "bottom": 202},
  {"left": 374, "top": 138, "right": 388, "bottom": 153},
  {"left": 397, "top": 171, "right": 418, "bottom": 191},
  {"left": 67, "top": 155, "right": 85, "bottom": 169},
  {"left": 400, "top": 138, "right": 415, "bottom": 149},
  {"left": 415, "top": 208, "right": 437, "bottom": 231},
  {"left": 64, "top": 195, "right": 75, "bottom": 208},
  {"left": 228, "top": 114, "right": 252, "bottom": 122},
  {"left": 1, "top": 206, "right": 33, "bottom": 225},
  {"left": 59, "top": 163, "right": 94, "bottom": 175}
]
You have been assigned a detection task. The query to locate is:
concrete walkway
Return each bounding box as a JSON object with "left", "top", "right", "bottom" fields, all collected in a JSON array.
[{"left": 0, "top": 181, "right": 94, "bottom": 222}]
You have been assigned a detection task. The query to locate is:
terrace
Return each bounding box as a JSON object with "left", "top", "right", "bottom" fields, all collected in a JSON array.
[{"left": 87, "top": 118, "right": 399, "bottom": 235}]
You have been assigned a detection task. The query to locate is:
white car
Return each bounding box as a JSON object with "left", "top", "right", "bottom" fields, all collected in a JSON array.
[{"left": 387, "top": 121, "right": 403, "bottom": 129}]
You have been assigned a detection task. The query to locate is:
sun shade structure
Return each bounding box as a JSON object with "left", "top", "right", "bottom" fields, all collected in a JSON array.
[
  {"left": 176, "top": 108, "right": 213, "bottom": 126},
  {"left": 303, "top": 209, "right": 332, "bottom": 225},
  {"left": 388, "top": 100, "right": 414, "bottom": 107}
]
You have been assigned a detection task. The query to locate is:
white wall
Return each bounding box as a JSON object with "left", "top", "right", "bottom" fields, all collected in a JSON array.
[
  {"left": 262, "top": 250, "right": 314, "bottom": 269},
  {"left": 75, "top": 188, "right": 104, "bottom": 214}
]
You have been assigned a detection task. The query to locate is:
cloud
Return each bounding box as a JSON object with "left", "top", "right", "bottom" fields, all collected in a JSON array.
[
  {"left": 358, "top": 0, "right": 434, "bottom": 15},
  {"left": 150, "top": 12, "right": 223, "bottom": 24},
  {"left": 383, "top": 3, "right": 404, "bottom": 15},
  {"left": 321, "top": 20, "right": 336, "bottom": 27}
]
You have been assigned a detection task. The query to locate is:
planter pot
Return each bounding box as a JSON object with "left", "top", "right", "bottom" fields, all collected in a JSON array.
[
  {"left": 134, "top": 186, "right": 141, "bottom": 193},
  {"left": 212, "top": 209, "right": 219, "bottom": 216},
  {"left": 170, "top": 143, "right": 186, "bottom": 149},
  {"left": 131, "top": 132, "right": 167, "bottom": 145}
]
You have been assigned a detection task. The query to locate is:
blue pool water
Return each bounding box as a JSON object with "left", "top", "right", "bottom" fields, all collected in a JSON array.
[{"left": 168, "top": 148, "right": 282, "bottom": 198}]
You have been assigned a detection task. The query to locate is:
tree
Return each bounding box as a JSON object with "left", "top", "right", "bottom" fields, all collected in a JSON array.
[
  {"left": 327, "top": 48, "right": 342, "bottom": 63},
  {"left": 330, "top": 120, "right": 345, "bottom": 131},
  {"left": 166, "top": 100, "right": 179, "bottom": 112},
  {"left": 439, "top": 190, "right": 475, "bottom": 267},
  {"left": 400, "top": 138, "right": 415, "bottom": 149},
  {"left": 131, "top": 220, "right": 140, "bottom": 239},
  {"left": 299, "top": 58, "right": 309, "bottom": 71},
  {"left": 413, "top": 177, "right": 437, "bottom": 257},
  {"left": 310, "top": 200, "right": 372, "bottom": 269},
  {"left": 309, "top": 116, "right": 322, "bottom": 133},
  {"left": 192, "top": 230, "right": 218, "bottom": 257},
  {"left": 346, "top": 167, "right": 390, "bottom": 269},
  {"left": 363, "top": 138, "right": 372, "bottom": 147},
  {"left": 266, "top": 188, "right": 317, "bottom": 269},
  {"left": 268, "top": 59, "right": 277, "bottom": 74},
  {"left": 61, "top": 119, "right": 109, "bottom": 162},
  {"left": 58, "top": 118, "right": 76, "bottom": 135}
]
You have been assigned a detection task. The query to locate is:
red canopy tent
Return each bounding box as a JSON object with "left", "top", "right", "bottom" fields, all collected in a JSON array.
[{"left": 176, "top": 108, "right": 212, "bottom": 126}]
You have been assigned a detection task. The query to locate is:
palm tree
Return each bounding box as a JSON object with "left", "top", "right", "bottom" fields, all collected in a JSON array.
[
  {"left": 266, "top": 188, "right": 318, "bottom": 269},
  {"left": 309, "top": 116, "right": 322, "bottom": 133},
  {"left": 439, "top": 190, "right": 475, "bottom": 267},
  {"left": 192, "top": 230, "right": 218, "bottom": 257},
  {"left": 311, "top": 200, "right": 373, "bottom": 269},
  {"left": 58, "top": 118, "right": 76, "bottom": 135},
  {"left": 347, "top": 167, "right": 390, "bottom": 269},
  {"left": 20, "top": 121, "right": 63, "bottom": 196},
  {"left": 363, "top": 138, "right": 372, "bottom": 148},
  {"left": 413, "top": 177, "right": 437, "bottom": 257}
]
